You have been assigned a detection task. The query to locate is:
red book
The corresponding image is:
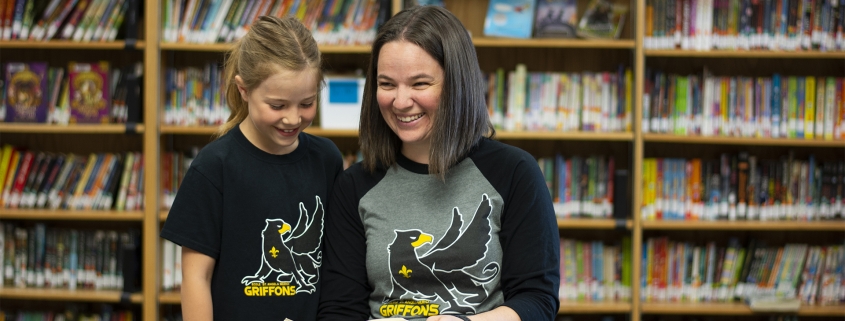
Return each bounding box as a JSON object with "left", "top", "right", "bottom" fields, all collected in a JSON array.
[{"left": 9, "top": 151, "right": 35, "bottom": 208}]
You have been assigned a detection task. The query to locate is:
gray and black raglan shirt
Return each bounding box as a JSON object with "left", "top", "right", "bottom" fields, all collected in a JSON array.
[{"left": 318, "top": 138, "right": 560, "bottom": 321}]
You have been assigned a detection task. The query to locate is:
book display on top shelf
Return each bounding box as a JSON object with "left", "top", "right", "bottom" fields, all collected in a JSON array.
[
  {"left": 0, "top": 0, "right": 136, "bottom": 42},
  {"left": 161, "top": 0, "right": 390, "bottom": 45},
  {"left": 576, "top": 0, "right": 627, "bottom": 39},
  {"left": 488, "top": 63, "right": 633, "bottom": 133},
  {"left": 643, "top": 69, "right": 845, "bottom": 141},
  {"left": 644, "top": 0, "right": 845, "bottom": 51},
  {"left": 642, "top": 153, "right": 845, "bottom": 222},
  {"left": 641, "top": 236, "right": 845, "bottom": 308},
  {"left": 533, "top": 0, "right": 578, "bottom": 38},
  {"left": 483, "top": 0, "right": 536, "bottom": 39}
]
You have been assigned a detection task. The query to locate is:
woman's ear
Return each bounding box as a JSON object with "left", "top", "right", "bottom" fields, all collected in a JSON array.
[{"left": 234, "top": 75, "right": 248, "bottom": 101}]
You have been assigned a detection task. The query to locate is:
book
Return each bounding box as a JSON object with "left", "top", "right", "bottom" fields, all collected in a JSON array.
[
  {"left": 483, "top": 0, "right": 536, "bottom": 39},
  {"left": 577, "top": 0, "right": 627, "bottom": 39},
  {"left": 68, "top": 61, "right": 110, "bottom": 123},
  {"left": 4, "top": 62, "right": 49, "bottom": 123},
  {"left": 533, "top": 0, "right": 577, "bottom": 38}
]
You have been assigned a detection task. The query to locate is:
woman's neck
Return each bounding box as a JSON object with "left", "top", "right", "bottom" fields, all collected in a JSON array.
[{"left": 401, "top": 142, "right": 430, "bottom": 164}]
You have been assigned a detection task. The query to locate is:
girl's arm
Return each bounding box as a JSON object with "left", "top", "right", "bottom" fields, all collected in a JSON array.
[{"left": 181, "top": 247, "right": 216, "bottom": 321}]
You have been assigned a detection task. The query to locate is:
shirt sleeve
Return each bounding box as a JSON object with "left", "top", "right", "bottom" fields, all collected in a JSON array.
[
  {"left": 160, "top": 165, "right": 224, "bottom": 259},
  {"left": 317, "top": 169, "right": 372, "bottom": 320},
  {"left": 497, "top": 157, "right": 561, "bottom": 320}
]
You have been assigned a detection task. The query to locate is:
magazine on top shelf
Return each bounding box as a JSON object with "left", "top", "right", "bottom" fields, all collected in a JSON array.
[
  {"left": 576, "top": 0, "right": 627, "bottom": 39},
  {"left": 4, "top": 62, "right": 49, "bottom": 123},
  {"left": 533, "top": 0, "right": 578, "bottom": 38},
  {"left": 483, "top": 0, "right": 536, "bottom": 39}
]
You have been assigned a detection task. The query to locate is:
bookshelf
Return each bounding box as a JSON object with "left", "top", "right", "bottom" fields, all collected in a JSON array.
[{"left": 2, "top": 0, "right": 844, "bottom": 321}]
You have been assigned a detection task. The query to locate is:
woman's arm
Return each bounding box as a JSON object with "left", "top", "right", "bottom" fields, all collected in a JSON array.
[
  {"left": 181, "top": 247, "right": 216, "bottom": 321},
  {"left": 426, "top": 306, "right": 520, "bottom": 321}
]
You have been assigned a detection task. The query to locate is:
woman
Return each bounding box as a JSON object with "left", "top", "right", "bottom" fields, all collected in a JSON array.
[{"left": 318, "top": 6, "right": 559, "bottom": 321}]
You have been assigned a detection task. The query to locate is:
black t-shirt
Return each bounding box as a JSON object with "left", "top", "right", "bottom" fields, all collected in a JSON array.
[{"left": 161, "top": 125, "right": 343, "bottom": 321}]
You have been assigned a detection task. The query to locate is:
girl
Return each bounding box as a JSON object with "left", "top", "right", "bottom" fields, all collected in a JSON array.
[{"left": 161, "top": 16, "right": 343, "bottom": 321}]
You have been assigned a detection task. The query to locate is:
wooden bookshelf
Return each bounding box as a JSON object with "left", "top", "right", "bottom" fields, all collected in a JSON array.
[
  {"left": 0, "top": 40, "right": 146, "bottom": 50},
  {"left": 471, "top": 37, "right": 635, "bottom": 49},
  {"left": 644, "top": 49, "right": 845, "bottom": 59},
  {"left": 159, "top": 42, "right": 372, "bottom": 54},
  {"left": 643, "top": 133, "right": 845, "bottom": 148},
  {"left": 0, "top": 288, "right": 143, "bottom": 303},
  {"left": 158, "top": 291, "right": 181, "bottom": 304},
  {"left": 641, "top": 220, "right": 845, "bottom": 231},
  {"left": 557, "top": 218, "right": 632, "bottom": 229},
  {"left": 0, "top": 209, "right": 144, "bottom": 221},
  {"left": 641, "top": 302, "right": 845, "bottom": 316},
  {"left": 558, "top": 301, "right": 632, "bottom": 314},
  {"left": 0, "top": 123, "right": 145, "bottom": 134},
  {"left": 496, "top": 131, "right": 634, "bottom": 141}
]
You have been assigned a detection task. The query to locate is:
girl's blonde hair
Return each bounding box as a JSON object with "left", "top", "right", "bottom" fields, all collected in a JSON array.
[{"left": 216, "top": 16, "right": 323, "bottom": 138}]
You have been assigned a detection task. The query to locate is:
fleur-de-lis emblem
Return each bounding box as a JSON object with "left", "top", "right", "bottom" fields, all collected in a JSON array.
[
  {"left": 269, "top": 246, "right": 279, "bottom": 258},
  {"left": 398, "top": 265, "right": 412, "bottom": 278}
]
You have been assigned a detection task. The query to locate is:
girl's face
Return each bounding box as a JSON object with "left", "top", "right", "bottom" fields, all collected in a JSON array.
[
  {"left": 376, "top": 41, "right": 444, "bottom": 162},
  {"left": 237, "top": 67, "right": 319, "bottom": 155}
]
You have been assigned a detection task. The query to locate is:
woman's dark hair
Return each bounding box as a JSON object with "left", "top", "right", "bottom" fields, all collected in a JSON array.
[{"left": 359, "top": 5, "right": 494, "bottom": 180}]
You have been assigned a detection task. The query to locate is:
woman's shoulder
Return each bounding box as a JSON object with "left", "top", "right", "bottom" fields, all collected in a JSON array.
[{"left": 473, "top": 137, "right": 535, "bottom": 163}]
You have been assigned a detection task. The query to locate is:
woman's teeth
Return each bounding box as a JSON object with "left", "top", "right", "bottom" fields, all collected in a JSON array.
[{"left": 398, "top": 113, "right": 424, "bottom": 123}]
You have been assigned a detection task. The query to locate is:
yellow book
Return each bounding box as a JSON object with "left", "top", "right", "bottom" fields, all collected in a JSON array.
[
  {"left": 805, "top": 76, "right": 815, "bottom": 139},
  {"left": 71, "top": 153, "right": 98, "bottom": 209},
  {"left": 86, "top": 153, "right": 114, "bottom": 210},
  {"left": 0, "top": 145, "right": 14, "bottom": 199},
  {"left": 1, "top": 150, "right": 21, "bottom": 207}
]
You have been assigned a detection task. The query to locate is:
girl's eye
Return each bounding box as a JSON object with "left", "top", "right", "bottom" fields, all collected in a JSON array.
[
  {"left": 301, "top": 102, "right": 315, "bottom": 108},
  {"left": 270, "top": 104, "right": 284, "bottom": 110}
]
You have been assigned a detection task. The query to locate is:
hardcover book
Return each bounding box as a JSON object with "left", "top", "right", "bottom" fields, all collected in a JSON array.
[
  {"left": 4, "top": 62, "right": 49, "bottom": 123},
  {"left": 483, "top": 0, "right": 536, "bottom": 39},
  {"left": 68, "top": 61, "right": 110, "bottom": 123},
  {"left": 534, "top": 0, "right": 578, "bottom": 38},
  {"left": 577, "top": 0, "right": 627, "bottom": 39}
]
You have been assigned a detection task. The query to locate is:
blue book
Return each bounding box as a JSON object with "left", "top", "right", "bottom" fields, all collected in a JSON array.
[{"left": 483, "top": 0, "right": 536, "bottom": 39}]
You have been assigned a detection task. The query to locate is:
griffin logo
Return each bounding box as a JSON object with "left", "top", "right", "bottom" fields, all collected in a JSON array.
[
  {"left": 384, "top": 194, "right": 500, "bottom": 315},
  {"left": 241, "top": 196, "right": 324, "bottom": 295}
]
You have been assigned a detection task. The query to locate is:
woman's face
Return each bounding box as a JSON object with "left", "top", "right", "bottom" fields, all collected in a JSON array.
[{"left": 376, "top": 40, "right": 444, "bottom": 159}]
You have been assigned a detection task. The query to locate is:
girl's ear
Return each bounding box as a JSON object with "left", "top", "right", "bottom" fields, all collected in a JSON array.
[{"left": 234, "top": 75, "right": 248, "bottom": 101}]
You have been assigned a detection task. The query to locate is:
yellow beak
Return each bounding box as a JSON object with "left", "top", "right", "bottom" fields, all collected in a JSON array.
[
  {"left": 411, "top": 233, "right": 433, "bottom": 247},
  {"left": 278, "top": 223, "right": 291, "bottom": 235}
]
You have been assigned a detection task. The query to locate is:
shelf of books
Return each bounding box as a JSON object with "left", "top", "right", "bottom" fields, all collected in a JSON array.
[
  {"left": 0, "top": 123, "right": 146, "bottom": 134},
  {"left": 643, "top": 134, "right": 845, "bottom": 148},
  {"left": 0, "top": 40, "right": 146, "bottom": 50},
  {"left": 558, "top": 218, "right": 633, "bottom": 230},
  {"left": 0, "top": 288, "right": 143, "bottom": 303},
  {"left": 159, "top": 42, "right": 373, "bottom": 54},
  {"left": 471, "top": 37, "right": 635, "bottom": 49},
  {"left": 641, "top": 302, "right": 845, "bottom": 316},
  {"left": 558, "top": 300, "right": 633, "bottom": 314},
  {"left": 0, "top": 208, "right": 144, "bottom": 221},
  {"left": 642, "top": 220, "right": 845, "bottom": 231},
  {"left": 158, "top": 291, "right": 181, "bottom": 304},
  {"left": 644, "top": 50, "right": 845, "bottom": 59}
]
